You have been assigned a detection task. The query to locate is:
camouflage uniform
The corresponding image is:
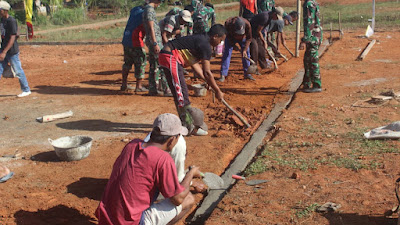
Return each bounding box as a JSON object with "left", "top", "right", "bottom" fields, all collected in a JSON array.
[
  {"left": 123, "top": 46, "right": 146, "bottom": 79},
  {"left": 257, "top": 0, "right": 275, "bottom": 13},
  {"left": 192, "top": 6, "right": 216, "bottom": 34},
  {"left": 143, "top": 4, "right": 168, "bottom": 94},
  {"left": 302, "top": 0, "right": 323, "bottom": 89},
  {"left": 191, "top": 0, "right": 203, "bottom": 12}
]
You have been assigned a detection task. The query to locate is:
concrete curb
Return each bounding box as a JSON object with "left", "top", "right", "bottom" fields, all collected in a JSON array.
[{"left": 191, "top": 39, "right": 331, "bottom": 224}]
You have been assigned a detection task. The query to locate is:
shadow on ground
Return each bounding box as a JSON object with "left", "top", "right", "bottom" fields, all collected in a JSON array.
[
  {"left": 33, "top": 85, "right": 119, "bottom": 95},
  {"left": 221, "top": 87, "right": 278, "bottom": 96},
  {"left": 323, "top": 212, "right": 397, "bottom": 225},
  {"left": 14, "top": 205, "right": 96, "bottom": 225},
  {"left": 56, "top": 119, "right": 152, "bottom": 133},
  {"left": 90, "top": 70, "right": 121, "bottom": 76},
  {"left": 80, "top": 79, "right": 121, "bottom": 87},
  {"left": 31, "top": 151, "right": 60, "bottom": 162},
  {"left": 67, "top": 177, "right": 108, "bottom": 201}
]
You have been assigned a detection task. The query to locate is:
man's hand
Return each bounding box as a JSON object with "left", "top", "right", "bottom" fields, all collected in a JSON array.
[
  {"left": 191, "top": 180, "right": 208, "bottom": 193},
  {"left": 154, "top": 45, "right": 160, "bottom": 54},
  {"left": 299, "top": 42, "right": 305, "bottom": 50},
  {"left": 215, "top": 90, "right": 224, "bottom": 101},
  {"left": 0, "top": 52, "right": 6, "bottom": 61},
  {"left": 242, "top": 50, "right": 248, "bottom": 59},
  {"left": 188, "top": 165, "right": 202, "bottom": 178}
]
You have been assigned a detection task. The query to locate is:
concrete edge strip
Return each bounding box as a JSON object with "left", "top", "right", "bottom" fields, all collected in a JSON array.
[
  {"left": 191, "top": 39, "right": 331, "bottom": 223},
  {"left": 19, "top": 41, "right": 121, "bottom": 46}
]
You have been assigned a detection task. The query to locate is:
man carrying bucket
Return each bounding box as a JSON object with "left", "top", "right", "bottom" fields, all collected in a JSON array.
[{"left": 219, "top": 16, "right": 254, "bottom": 82}]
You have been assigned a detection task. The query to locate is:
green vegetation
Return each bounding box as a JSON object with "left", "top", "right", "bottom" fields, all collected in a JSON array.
[
  {"left": 244, "top": 123, "right": 399, "bottom": 175},
  {"left": 295, "top": 203, "right": 319, "bottom": 219},
  {"left": 16, "top": 1, "right": 400, "bottom": 42}
]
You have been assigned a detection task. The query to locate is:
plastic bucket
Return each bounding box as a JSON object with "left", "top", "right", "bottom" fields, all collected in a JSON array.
[{"left": 216, "top": 41, "right": 224, "bottom": 56}]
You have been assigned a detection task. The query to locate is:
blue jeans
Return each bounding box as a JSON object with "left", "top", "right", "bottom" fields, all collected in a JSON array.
[
  {"left": 0, "top": 52, "right": 30, "bottom": 92},
  {"left": 220, "top": 38, "right": 250, "bottom": 77}
]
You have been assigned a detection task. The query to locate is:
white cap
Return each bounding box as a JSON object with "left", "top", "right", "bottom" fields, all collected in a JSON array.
[
  {"left": 180, "top": 10, "right": 193, "bottom": 23},
  {"left": 0, "top": 1, "right": 11, "bottom": 10}
]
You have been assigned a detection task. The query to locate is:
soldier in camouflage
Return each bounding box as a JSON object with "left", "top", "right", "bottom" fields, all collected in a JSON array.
[
  {"left": 257, "top": 0, "right": 274, "bottom": 13},
  {"left": 143, "top": 0, "right": 171, "bottom": 96},
  {"left": 191, "top": 0, "right": 203, "bottom": 12},
  {"left": 192, "top": 3, "right": 216, "bottom": 34},
  {"left": 299, "top": 0, "right": 323, "bottom": 93}
]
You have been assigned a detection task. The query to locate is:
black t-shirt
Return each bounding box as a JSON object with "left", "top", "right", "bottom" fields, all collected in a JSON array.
[
  {"left": 250, "top": 11, "right": 272, "bottom": 37},
  {"left": 167, "top": 34, "right": 212, "bottom": 67},
  {"left": 1, "top": 16, "right": 19, "bottom": 55}
]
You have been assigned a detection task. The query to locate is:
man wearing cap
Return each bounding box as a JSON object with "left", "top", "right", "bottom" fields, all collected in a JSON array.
[
  {"left": 265, "top": 9, "right": 298, "bottom": 59},
  {"left": 165, "top": 5, "right": 195, "bottom": 36},
  {"left": 160, "top": 10, "right": 193, "bottom": 45},
  {"left": 96, "top": 113, "right": 202, "bottom": 225},
  {"left": 219, "top": 16, "right": 254, "bottom": 82},
  {"left": 0, "top": 1, "right": 31, "bottom": 98},
  {"left": 299, "top": 0, "right": 323, "bottom": 93},
  {"left": 158, "top": 24, "right": 226, "bottom": 136}
]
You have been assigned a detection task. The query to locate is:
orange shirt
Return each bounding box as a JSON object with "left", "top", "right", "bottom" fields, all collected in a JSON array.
[{"left": 241, "top": 0, "right": 256, "bottom": 14}]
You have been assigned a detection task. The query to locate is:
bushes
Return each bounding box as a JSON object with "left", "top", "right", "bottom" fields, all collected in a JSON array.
[{"left": 51, "top": 7, "right": 85, "bottom": 25}]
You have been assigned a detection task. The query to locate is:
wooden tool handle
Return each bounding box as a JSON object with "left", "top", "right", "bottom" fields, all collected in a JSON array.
[
  {"left": 284, "top": 45, "right": 295, "bottom": 57},
  {"left": 222, "top": 99, "right": 251, "bottom": 128},
  {"left": 265, "top": 49, "right": 278, "bottom": 70}
]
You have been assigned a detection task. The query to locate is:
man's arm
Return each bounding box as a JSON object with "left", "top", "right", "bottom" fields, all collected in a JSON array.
[
  {"left": 301, "top": 2, "right": 313, "bottom": 44},
  {"left": 0, "top": 35, "right": 16, "bottom": 61},
  {"left": 257, "top": 25, "right": 267, "bottom": 49},
  {"left": 146, "top": 20, "right": 160, "bottom": 54},
  {"left": 201, "top": 59, "right": 224, "bottom": 100},
  {"left": 161, "top": 31, "right": 170, "bottom": 45},
  {"left": 170, "top": 166, "right": 200, "bottom": 206}
]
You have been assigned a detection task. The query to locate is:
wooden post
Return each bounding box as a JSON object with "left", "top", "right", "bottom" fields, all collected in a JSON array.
[
  {"left": 338, "top": 11, "right": 342, "bottom": 39},
  {"left": 295, "top": 0, "right": 301, "bottom": 57},
  {"left": 330, "top": 22, "right": 332, "bottom": 43},
  {"left": 372, "top": 0, "right": 376, "bottom": 31}
]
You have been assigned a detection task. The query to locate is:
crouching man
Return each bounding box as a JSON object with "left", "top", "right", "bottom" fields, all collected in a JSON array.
[{"left": 96, "top": 113, "right": 201, "bottom": 225}]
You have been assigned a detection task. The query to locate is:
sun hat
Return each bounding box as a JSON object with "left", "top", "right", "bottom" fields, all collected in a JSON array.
[
  {"left": 234, "top": 17, "right": 246, "bottom": 35},
  {"left": 0, "top": 1, "right": 11, "bottom": 11},
  {"left": 153, "top": 113, "right": 188, "bottom": 136},
  {"left": 275, "top": 6, "right": 284, "bottom": 21},
  {"left": 180, "top": 10, "right": 193, "bottom": 23}
]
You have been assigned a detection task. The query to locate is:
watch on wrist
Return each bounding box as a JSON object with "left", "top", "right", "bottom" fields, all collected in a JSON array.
[{"left": 152, "top": 42, "right": 158, "bottom": 46}]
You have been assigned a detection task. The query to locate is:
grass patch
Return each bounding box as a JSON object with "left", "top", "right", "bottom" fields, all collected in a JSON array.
[{"left": 295, "top": 203, "right": 319, "bottom": 219}]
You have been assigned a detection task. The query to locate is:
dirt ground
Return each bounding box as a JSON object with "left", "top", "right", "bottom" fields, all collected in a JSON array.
[
  {"left": 1, "top": 1, "right": 400, "bottom": 225},
  {"left": 206, "top": 32, "right": 400, "bottom": 224}
]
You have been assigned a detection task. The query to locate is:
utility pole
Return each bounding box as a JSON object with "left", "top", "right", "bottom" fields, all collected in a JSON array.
[{"left": 295, "top": 0, "right": 301, "bottom": 57}]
